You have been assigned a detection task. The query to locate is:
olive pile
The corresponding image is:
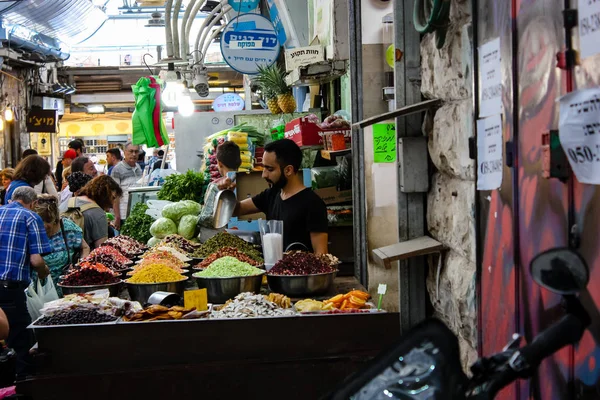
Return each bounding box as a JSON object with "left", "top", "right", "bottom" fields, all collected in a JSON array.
[{"left": 35, "top": 309, "right": 117, "bottom": 326}]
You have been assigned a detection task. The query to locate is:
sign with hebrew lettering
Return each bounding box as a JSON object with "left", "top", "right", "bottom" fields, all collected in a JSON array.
[
  {"left": 578, "top": 0, "right": 600, "bottom": 59},
  {"left": 477, "top": 114, "right": 503, "bottom": 190},
  {"left": 26, "top": 109, "right": 57, "bottom": 133},
  {"left": 478, "top": 37, "right": 502, "bottom": 118},
  {"left": 559, "top": 87, "right": 600, "bottom": 184},
  {"left": 373, "top": 123, "right": 396, "bottom": 163},
  {"left": 285, "top": 46, "right": 325, "bottom": 71}
]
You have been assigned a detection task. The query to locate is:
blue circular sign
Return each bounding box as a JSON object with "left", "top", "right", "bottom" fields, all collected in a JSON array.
[
  {"left": 212, "top": 93, "right": 245, "bottom": 112},
  {"left": 228, "top": 0, "right": 259, "bottom": 13},
  {"left": 220, "top": 13, "right": 280, "bottom": 75}
]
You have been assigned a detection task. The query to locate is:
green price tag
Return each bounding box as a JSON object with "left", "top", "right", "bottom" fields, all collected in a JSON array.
[{"left": 373, "top": 123, "right": 396, "bottom": 163}]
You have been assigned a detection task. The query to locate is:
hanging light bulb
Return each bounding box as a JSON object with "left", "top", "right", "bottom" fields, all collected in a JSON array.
[
  {"left": 0, "top": 117, "right": 5, "bottom": 131},
  {"left": 4, "top": 107, "right": 13, "bottom": 122},
  {"left": 178, "top": 88, "right": 195, "bottom": 117},
  {"left": 162, "top": 65, "right": 183, "bottom": 108}
]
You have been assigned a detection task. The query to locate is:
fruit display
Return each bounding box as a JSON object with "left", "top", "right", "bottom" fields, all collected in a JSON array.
[
  {"left": 264, "top": 293, "right": 291, "bottom": 309},
  {"left": 268, "top": 252, "right": 337, "bottom": 276},
  {"left": 255, "top": 64, "right": 297, "bottom": 114},
  {"left": 101, "top": 236, "right": 147, "bottom": 257},
  {"left": 324, "top": 290, "right": 370, "bottom": 310},
  {"left": 127, "top": 264, "right": 186, "bottom": 284},
  {"left": 39, "top": 292, "right": 142, "bottom": 318},
  {"left": 138, "top": 250, "right": 187, "bottom": 269},
  {"left": 34, "top": 309, "right": 118, "bottom": 326},
  {"left": 160, "top": 234, "right": 201, "bottom": 256},
  {"left": 294, "top": 299, "right": 334, "bottom": 312},
  {"left": 194, "top": 257, "right": 263, "bottom": 278},
  {"left": 151, "top": 246, "right": 192, "bottom": 262},
  {"left": 196, "top": 232, "right": 263, "bottom": 262},
  {"left": 123, "top": 305, "right": 203, "bottom": 322},
  {"left": 81, "top": 246, "right": 131, "bottom": 272},
  {"left": 194, "top": 247, "right": 261, "bottom": 269},
  {"left": 61, "top": 262, "right": 120, "bottom": 286},
  {"left": 211, "top": 292, "right": 296, "bottom": 319}
]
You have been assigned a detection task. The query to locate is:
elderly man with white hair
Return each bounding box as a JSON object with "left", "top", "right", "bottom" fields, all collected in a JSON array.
[{"left": 0, "top": 186, "right": 51, "bottom": 379}]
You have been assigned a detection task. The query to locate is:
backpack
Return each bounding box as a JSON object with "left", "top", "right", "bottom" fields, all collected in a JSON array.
[{"left": 61, "top": 197, "right": 101, "bottom": 235}]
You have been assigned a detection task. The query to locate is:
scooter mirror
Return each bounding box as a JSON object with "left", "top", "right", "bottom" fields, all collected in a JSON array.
[{"left": 530, "top": 248, "right": 589, "bottom": 295}]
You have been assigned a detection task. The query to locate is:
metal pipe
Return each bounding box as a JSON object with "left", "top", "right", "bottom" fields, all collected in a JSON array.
[
  {"left": 193, "top": 3, "right": 230, "bottom": 63},
  {"left": 179, "top": 0, "right": 198, "bottom": 59},
  {"left": 164, "top": 0, "right": 174, "bottom": 58},
  {"left": 201, "top": 25, "right": 225, "bottom": 61},
  {"left": 196, "top": 5, "right": 231, "bottom": 63},
  {"left": 172, "top": 0, "right": 184, "bottom": 58},
  {"left": 184, "top": 0, "right": 210, "bottom": 60}
]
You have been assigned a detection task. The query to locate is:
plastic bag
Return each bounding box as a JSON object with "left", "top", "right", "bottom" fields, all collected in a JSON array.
[{"left": 26, "top": 277, "right": 60, "bottom": 320}]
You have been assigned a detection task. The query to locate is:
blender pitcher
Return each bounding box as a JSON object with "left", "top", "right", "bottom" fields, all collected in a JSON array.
[{"left": 259, "top": 220, "right": 283, "bottom": 271}]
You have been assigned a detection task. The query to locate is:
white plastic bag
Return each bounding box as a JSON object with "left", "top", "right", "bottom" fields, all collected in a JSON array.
[{"left": 26, "top": 277, "right": 60, "bottom": 320}]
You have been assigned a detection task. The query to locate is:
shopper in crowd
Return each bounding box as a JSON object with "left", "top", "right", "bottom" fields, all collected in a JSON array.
[
  {"left": 105, "top": 148, "right": 122, "bottom": 176},
  {"left": 151, "top": 149, "right": 170, "bottom": 172},
  {"left": 148, "top": 148, "right": 159, "bottom": 167},
  {"left": 3, "top": 155, "right": 51, "bottom": 204},
  {"left": 21, "top": 149, "right": 58, "bottom": 198},
  {"left": 136, "top": 148, "right": 147, "bottom": 172},
  {"left": 57, "top": 149, "right": 77, "bottom": 190},
  {"left": 55, "top": 140, "right": 84, "bottom": 187},
  {"left": 216, "top": 141, "right": 241, "bottom": 177},
  {"left": 59, "top": 156, "right": 98, "bottom": 211},
  {"left": 111, "top": 142, "right": 142, "bottom": 229},
  {"left": 0, "top": 186, "right": 51, "bottom": 378},
  {"left": 0, "top": 168, "right": 14, "bottom": 205},
  {"left": 68, "top": 139, "right": 85, "bottom": 157},
  {"left": 220, "top": 139, "right": 328, "bottom": 254},
  {"left": 58, "top": 172, "right": 93, "bottom": 213},
  {"left": 68, "top": 175, "right": 122, "bottom": 249},
  {"left": 33, "top": 195, "right": 90, "bottom": 296}
]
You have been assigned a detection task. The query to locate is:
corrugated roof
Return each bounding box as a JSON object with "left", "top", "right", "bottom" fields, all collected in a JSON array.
[{"left": 1, "top": 0, "right": 108, "bottom": 44}]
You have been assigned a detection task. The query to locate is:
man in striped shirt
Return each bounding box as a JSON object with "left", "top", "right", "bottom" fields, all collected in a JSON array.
[{"left": 0, "top": 186, "right": 51, "bottom": 378}]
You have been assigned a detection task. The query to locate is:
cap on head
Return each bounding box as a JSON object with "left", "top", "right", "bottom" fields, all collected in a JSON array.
[{"left": 63, "top": 149, "right": 77, "bottom": 160}]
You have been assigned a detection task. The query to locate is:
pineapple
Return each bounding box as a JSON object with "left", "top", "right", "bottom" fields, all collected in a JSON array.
[
  {"left": 256, "top": 64, "right": 296, "bottom": 114},
  {"left": 266, "top": 97, "right": 282, "bottom": 114}
]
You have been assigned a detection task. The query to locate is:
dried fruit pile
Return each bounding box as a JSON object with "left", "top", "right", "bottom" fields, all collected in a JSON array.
[
  {"left": 128, "top": 264, "right": 185, "bottom": 283},
  {"left": 123, "top": 305, "right": 197, "bottom": 322},
  {"left": 82, "top": 246, "right": 131, "bottom": 272},
  {"left": 101, "top": 235, "right": 147, "bottom": 257},
  {"left": 196, "top": 232, "right": 263, "bottom": 262},
  {"left": 139, "top": 250, "right": 187, "bottom": 268},
  {"left": 195, "top": 247, "right": 261, "bottom": 269},
  {"left": 61, "top": 262, "right": 120, "bottom": 286},
  {"left": 35, "top": 309, "right": 117, "bottom": 325},
  {"left": 324, "top": 290, "right": 370, "bottom": 310},
  {"left": 269, "top": 252, "right": 336, "bottom": 276},
  {"left": 161, "top": 235, "right": 200, "bottom": 255}
]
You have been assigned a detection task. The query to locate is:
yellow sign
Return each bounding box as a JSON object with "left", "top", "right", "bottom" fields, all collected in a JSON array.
[
  {"left": 37, "top": 133, "right": 52, "bottom": 156},
  {"left": 59, "top": 120, "right": 132, "bottom": 137},
  {"left": 184, "top": 289, "right": 208, "bottom": 311}
]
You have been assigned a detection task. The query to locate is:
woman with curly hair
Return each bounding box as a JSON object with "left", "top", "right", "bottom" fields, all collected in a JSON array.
[
  {"left": 3, "top": 155, "right": 51, "bottom": 204},
  {"left": 63, "top": 175, "right": 122, "bottom": 249},
  {"left": 0, "top": 168, "right": 14, "bottom": 205}
]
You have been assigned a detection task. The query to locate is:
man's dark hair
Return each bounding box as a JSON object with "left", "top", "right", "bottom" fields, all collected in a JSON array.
[
  {"left": 158, "top": 150, "right": 165, "bottom": 157},
  {"left": 264, "top": 139, "right": 303, "bottom": 172},
  {"left": 68, "top": 140, "right": 84, "bottom": 152},
  {"left": 216, "top": 141, "right": 242, "bottom": 170},
  {"left": 71, "top": 156, "right": 90, "bottom": 173},
  {"left": 22, "top": 149, "right": 38, "bottom": 158},
  {"left": 106, "top": 148, "right": 122, "bottom": 160},
  {"left": 13, "top": 155, "right": 50, "bottom": 186}
]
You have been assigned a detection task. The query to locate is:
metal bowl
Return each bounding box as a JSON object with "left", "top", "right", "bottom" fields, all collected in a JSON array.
[
  {"left": 193, "top": 273, "right": 265, "bottom": 304},
  {"left": 125, "top": 278, "right": 188, "bottom": 304},
  {"left": 266, "top": 271, "right": 338, "bottom": 297},
  {"left": 58, "top": 280, "right": 123, "bottom": 297}
]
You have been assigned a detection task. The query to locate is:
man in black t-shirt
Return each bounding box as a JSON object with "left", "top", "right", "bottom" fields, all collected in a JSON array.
[{"left": 219, "top": 139, "right": 328, "bottom": 253}]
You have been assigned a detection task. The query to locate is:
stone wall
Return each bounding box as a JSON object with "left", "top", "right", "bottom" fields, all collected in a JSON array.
[{"left": 420, "top": 0, "right": 478, "bottom": 371}]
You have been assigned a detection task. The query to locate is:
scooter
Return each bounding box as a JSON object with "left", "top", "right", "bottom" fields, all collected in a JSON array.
[{"left": 325, "top": 247, "right": 592, "bottom": 400}]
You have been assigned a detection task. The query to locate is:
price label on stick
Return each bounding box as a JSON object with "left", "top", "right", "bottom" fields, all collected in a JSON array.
[
  {"left": 184, "top": 289, "right": 208, "bottom": 311},
  {"left": 373, "top": 123, "right": 396, "bottom": 163},
  {"left": 559, "top": 87, "right": 600, "bottom": 185}
]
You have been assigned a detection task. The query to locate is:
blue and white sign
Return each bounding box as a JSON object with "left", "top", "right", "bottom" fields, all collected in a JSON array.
[
  {"left": 212, "top": 93, "right": 245, "bottom": 112},
  {"left": 228, "top": 0, "right": 259, "bottom": 13},
  {"left": 221, "top": 13, "right": 280, "bottom": 75},
  {"left": 266, "top": 0, "right": 288, "bottom": 46}
]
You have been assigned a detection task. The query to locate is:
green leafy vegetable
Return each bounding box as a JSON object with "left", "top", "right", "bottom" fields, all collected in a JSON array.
[
  {"left": 178, "top": 215, "right": 199, "bottom": 240},
  {"left": 147, "top": 237, "right": 161, "bottom": 247},
  {"left": 121, "top": 203, "right": 155, "bottom": 244},
  {"left": 149, "top": 217, "right": 178, "bottom": 239},
  {"left": 161, "top": 200, "right": 201, "bottom": 223},
  {"left": 157, "top": 170, "right": 205, "bottom": 204}
]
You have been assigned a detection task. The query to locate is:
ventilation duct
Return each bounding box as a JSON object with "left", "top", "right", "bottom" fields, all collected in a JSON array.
[
  {"left": 0, "top": 24, "right": 70, "bottom": 61},
  {"left": 0, "top": 0, "right": 108, "bottom": 44}
]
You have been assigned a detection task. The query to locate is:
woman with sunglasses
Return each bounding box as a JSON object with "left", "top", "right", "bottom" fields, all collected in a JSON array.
[{"left": 33, "top": 195, "right": 90, "bottom": 295}]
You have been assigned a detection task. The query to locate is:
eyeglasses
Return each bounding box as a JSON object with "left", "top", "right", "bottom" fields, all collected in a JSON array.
[{"left": 127, "top": 149, "right": 140, "bottom": 154}]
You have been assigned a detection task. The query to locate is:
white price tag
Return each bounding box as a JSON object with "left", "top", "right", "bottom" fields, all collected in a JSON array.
[
  {"left": 559, "top": 87, "right": 600, "bottom": 184},
  {"left": 478, "top": 38, "right": 503, "bottom": 118},
  {"left": 477, "top": 115, "right": 503, "bottom": 190}
]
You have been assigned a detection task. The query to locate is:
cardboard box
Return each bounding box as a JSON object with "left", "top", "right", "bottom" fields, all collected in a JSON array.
[
  {"left": 314, "top": 186, "right": 352, "bottom": 205},
  {"left": 284, "top": 117, "right": 350, "bottom": 147}
]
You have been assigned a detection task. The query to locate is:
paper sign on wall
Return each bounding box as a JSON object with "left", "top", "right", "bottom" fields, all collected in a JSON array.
[
  {"left": 373, "top": 123, "right": 396, "bottom": 163},
  {"left": 477, "top": 114, "right": 503, "bottom": 190},
  {"left": 559, "top": 87, "right": 600, "bottom": 184},
  {"left": 578, "top": 0, "right": 600, "bottom": 59},
  {"left": 478, "top": 38, "right": 502, "bottom": 118}
]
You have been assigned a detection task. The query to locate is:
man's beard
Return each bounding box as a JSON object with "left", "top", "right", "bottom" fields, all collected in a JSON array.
[{"left": 267, "top": 173, "right": 287, "bottom": 191}]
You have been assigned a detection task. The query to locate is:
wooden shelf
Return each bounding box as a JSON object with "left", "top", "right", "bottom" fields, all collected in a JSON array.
[
  {"left": 372, "top": 236, "right": 444, "bottom": 269},
  {"left": 321, "top": 149, "right": 351, "bottom": 160}
]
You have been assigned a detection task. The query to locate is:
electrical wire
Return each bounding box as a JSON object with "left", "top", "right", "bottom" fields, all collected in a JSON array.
[{"left": 192, "top": 1, "right": 227, "bottom": 63}]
